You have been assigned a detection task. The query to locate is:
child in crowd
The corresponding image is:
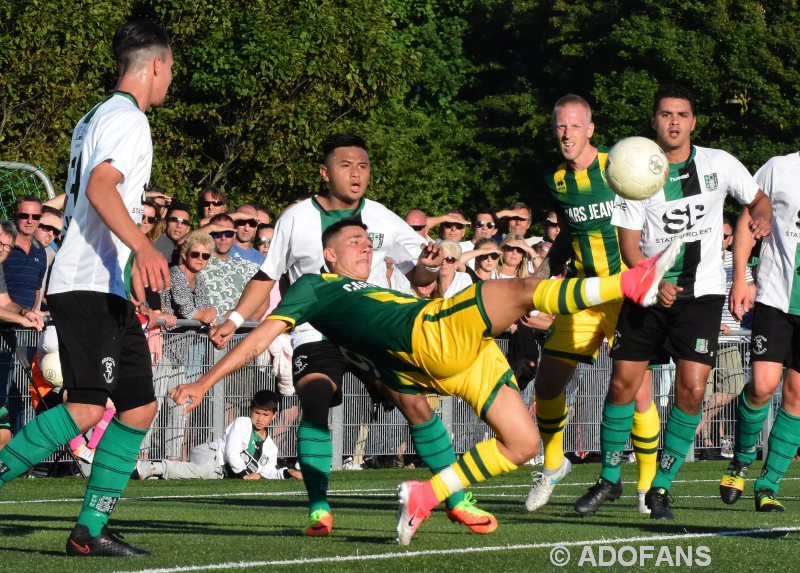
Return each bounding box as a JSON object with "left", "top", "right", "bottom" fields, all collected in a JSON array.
[{"left": 135, "top": 390, "right": 301, "bottom": 481}]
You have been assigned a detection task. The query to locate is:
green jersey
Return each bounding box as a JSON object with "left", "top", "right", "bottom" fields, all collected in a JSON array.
[
  {"left": 544, "top": 147, "right": 624, "bottom": 278},
  {"left": 268, "top": 273, "right": 429, "bottom": 382}
]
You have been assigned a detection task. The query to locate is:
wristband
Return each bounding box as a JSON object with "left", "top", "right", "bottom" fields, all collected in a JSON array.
[
  {"left": 281, "top": 467, "right": 291, "bottom": 479},
  {"left": 424, "top": 265, "right": 440, "bottom": 273},
  {"left": 228, "top": 311, "right": 245, "bottom": 329}
]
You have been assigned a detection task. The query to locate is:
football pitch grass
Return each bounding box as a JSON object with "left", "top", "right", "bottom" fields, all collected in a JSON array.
[{"left": 1, "top": 461, "right": 799, "bottom": 572}]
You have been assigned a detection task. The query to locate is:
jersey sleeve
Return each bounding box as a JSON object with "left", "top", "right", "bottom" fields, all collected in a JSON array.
[
  {"left": 722, "top": 151, "right": 759, "bottom": 205},
  {"left": 754, "top": 157, "right": 777, "bottom": 199},
  {"left": 266, "top": 275, "right": 320, "bottom": 328},
  {"left": 610, "top": 195, "right": 646, "bottom": 231},
  {"left": 89, "top": 108, "right": 151, "bottom": 184},
  {"left": 259, "top": 211, "right": 293, "bottom": 280}
]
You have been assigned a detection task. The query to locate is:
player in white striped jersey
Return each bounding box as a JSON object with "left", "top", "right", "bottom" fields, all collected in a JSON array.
[
  {"left": 209, "top": 133, "right": 497, "bottom": 537},
  {"left": 720, "top": 152, "right": 800, "bottom": 512},
  {"left": 574, "top": 84, "right": 772, "bottom": 520}
]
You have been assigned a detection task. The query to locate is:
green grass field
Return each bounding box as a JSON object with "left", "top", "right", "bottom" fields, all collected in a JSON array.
[{"left": 1, "top": 461, "right": 799, "bottom": 572}]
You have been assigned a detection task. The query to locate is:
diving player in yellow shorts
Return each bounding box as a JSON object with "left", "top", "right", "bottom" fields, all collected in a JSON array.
[{"left": 170, "top": 219, "right": 680, "bottom": 545}]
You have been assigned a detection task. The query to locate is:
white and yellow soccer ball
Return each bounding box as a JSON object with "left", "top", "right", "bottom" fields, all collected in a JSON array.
[
  {"left": 40, "top": 351, "right": 63, "bottom": 387},
  {"left": 606, "top": 136, "right": 669, "bottom": 201}
]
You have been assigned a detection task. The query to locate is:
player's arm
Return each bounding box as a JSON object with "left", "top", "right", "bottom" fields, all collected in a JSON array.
[
  {"left": 730, "top": 208, "right": 756, "bottom": 321},
  {"left": 744, "top": 189, "right": 772, "bottom": 240},
  {"left": 405, "top": 241, "right": 443, "bottom": 286},
  {"left": 86, "top": 161, "right": 170, "bottom": 291},
  {"left": 171, "top": 318, "right": 288, "bottom": 412},
  {"left": 209, "top": 270, "right": 276, "bottom": 347}
]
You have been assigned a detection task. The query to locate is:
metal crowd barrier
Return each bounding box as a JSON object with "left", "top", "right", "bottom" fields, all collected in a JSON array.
[{"left": 0, "top": 326, "right": 779, "bottom": 470}]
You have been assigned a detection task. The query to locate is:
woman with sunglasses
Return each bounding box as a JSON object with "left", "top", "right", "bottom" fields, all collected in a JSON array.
[
  {"left": 161, "top": 231, "right": 217, "bottom": 326},
  {"left": 498, "top": 234, "right": 537, "bottom": 279},
  {"left": 433, "top": 241, "right": 472, "bottom": 299},
  {"left": 459, "top": 238, "right": 502, "bottom": 282},
  {"left": 140, "top": 200, "right": 164, "bottom": 242}
]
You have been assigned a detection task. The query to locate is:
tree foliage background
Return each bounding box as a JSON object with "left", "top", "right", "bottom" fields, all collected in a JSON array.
[{"left": 1, "top": 0, "right": 798, "bottom": 223}]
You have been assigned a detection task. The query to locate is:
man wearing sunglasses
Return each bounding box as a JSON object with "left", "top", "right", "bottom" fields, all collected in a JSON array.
[
  {"left": 3, "top": 196, "right": 47, "bottom": 313},
  {"left": 229, "top": 205, "right": 264, "bottom": 265},
  {"left": 203, "top": 213, "right": 259, "bottom": 315},
  {"left": 33, "top": 206, "right": 63, "bottom": 311},
  {"left": 404, "top": 210, "right": 430, "bottom": 239},
  {"left": 198, "top": 186, "right": 228, "bottom": 227},
  {"left": 155, "top": 202, "right": 192, "bottom": 267}
]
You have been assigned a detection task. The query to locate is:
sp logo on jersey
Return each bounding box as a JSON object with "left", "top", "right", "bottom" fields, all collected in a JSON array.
[{"left": 661, "top": 203, "right": 706, "bottom": 235}]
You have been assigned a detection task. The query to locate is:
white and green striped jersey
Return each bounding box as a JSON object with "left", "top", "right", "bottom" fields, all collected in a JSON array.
[
  {"left": 753, "top": 152, "right": 800, "bottom": 316},
  {"left": 612, "top": 145, "right": 758, "bottom": 299}
]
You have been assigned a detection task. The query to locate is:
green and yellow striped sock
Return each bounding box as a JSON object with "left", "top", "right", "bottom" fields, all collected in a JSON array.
[
  {"left": 431, "top": 438, "right": 517, "bottom": 503},
  {"left": 532, "top": 276, "right": 623, "bottom": 315},
  {"left": 536, "top": 392, "right": 568, "bottom": 471}
]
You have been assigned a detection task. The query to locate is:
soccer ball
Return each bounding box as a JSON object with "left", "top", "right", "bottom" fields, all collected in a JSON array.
[
  {"left": 606, "top": 136, "right": 669, "bottom": 200},
  {"left": 40, "top": 352, "right": 63, "bottom": 387}
]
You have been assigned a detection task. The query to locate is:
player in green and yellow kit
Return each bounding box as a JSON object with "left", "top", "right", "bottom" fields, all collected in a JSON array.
[
  {"left": 171, "top": 219, "right": 680, "bottom": 544},
  {"left": 527, "top": 94, "right": 661, "bottom": 515}
]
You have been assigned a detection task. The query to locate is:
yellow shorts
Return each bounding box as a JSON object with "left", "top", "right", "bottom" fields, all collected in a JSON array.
[
  {"left": 387, "top": 283, "right": 517, "bottom": 419},
  {"left": 541, "top": 300, "right": 622, "bottom": 365}
]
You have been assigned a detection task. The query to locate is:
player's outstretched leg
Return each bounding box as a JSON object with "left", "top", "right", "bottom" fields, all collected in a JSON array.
[
  {"left": 397, "top": 386, "right": 534, "bottom": 545},
  {"left": 480, "top": 240, "right": 681, "bottom": 334},
  {"left": 632, "top": 372, "right": 660, "bottom": 514}
]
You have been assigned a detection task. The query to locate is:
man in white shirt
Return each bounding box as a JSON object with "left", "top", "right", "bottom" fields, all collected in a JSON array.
[{"left": 0, "top": 20, "right": 173, "bottom": 557}]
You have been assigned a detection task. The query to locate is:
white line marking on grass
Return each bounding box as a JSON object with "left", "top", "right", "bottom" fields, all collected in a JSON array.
[
  {"left": 114, "top": 526, "right": 800, "bottom": 573},
  {"left": 3, "top": 477, "right": 798, "bottom": 506}
]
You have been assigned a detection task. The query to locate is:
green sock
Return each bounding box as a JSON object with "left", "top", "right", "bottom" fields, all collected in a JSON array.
[
  {"left": 754, "top": 408, "right": 800, "bottom": 495},
  {"left": 651, "top": 406, "right": 701, "bottom": 491},
  {"left": 409, "top": 416, "right": 465, "bottom": 510},
  {"left": 0, "top": 404, "right": 79, "bottom": 486},
  {"left": 599, "top": 401, "right": 635, "bottom": 484},
  {"left": 297, "top": 421, "right": 332, "bottom": 514},
  {"left": 77, "top": 417, "right": 146, "bottom": 536},
  {"left": 734, "top": 390, "right": 770, "bottom": 464}
]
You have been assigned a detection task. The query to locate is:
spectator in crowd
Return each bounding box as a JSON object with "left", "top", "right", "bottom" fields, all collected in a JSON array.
[
  {"left": 229, "top": 204, "right": 263, "bottom": 265},
  {"left": 255, "top": 224, "right": 274, "bottom": 259},
  {"left": 4, "top": 195, "right": 47, "bottom": 311},
  {"left": 0, "top": 220, "right": 43, "bottom": 328},
  {"left": 429, "top": 211, "right": 470, "bottom": 242},
  {"left": 33, "top": 206, "right": 62, "bottom": 311},
  {"left": 135, "top": 390, "right": 301, "bottom": 481},
  {"left": 498, "top": 234, "right": 535, "bottom": 278},
  {"left": 254, "top": 204, "right": 272, "bottom": 226},
  {"left": 497, "top": 201, "right": 541, "bottom": 245},
  {"left": 162, "top": 231, "right": 217, "bottom": 325},
  {"left": 433, "top": 241, "right": 472, "bottom": 298},
  {"left": 147, "top": 185, "right": 172, "bottom": 219},
  {"left": 533, "top": 240, "right": 552, "bottom": 272},
  {"left": 198, "top": 186, "right": 228, "bottom": 227},
  {"left": 404, "top": 209, "right": 430, "bottom": 239},
  {"left": 139, "top": 200, "right": 163, "bottom": 242},
  {"left": 203, "top": 214, "right": 260, "bottom": 316},
  {"left": 154, "top": 201, "right": 192, "bottom": 267},
  {"left": 543, "top": 210, "right": 561, "bottom": 242},
  {"left": 460, "top": 238, "right": 502, "bottom": 283},
  {"left": 460, "top": 209, "right": 500, "bottom": 265}
]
